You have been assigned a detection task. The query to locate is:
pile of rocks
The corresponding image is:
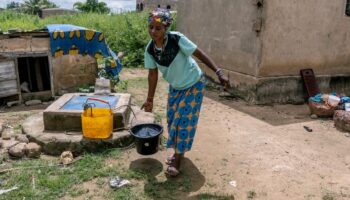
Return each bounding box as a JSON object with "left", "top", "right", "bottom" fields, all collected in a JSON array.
[{"left": 0, "top": 123, "right": 41, "bottom": 160}]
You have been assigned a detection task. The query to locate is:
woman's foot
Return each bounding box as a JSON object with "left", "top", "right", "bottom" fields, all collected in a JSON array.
[
  {"left": 165, "top": 166, "right": 180, "bottom": 177},
  {"left": 165, "top": 153, "right": 185, "bottom": 165}
]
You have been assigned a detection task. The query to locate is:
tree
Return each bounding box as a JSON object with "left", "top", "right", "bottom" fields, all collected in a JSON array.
[
  {"left": 74, "top": 0, "right": 110, "bottom": 14},
  {"left": 6, "top": 1, "right": 20, "bottom": 9},
  {"left": 22, "top": 0, "right": 57, "bottom": 15}
]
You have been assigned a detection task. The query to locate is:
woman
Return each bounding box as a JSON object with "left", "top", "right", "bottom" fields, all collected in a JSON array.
[{"left": 142, "top": 8, "right": 230, "bottom": 177}]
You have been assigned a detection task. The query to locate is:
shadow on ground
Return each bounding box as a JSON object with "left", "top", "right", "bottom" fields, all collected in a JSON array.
[
  {"left": 205, "top": 90, "right": 314, "bottom": 127},
  {"left": 129, "top": 157, "right": 226, "bottom": 200}
]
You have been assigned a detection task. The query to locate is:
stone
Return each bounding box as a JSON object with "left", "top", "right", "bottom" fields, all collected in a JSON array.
[
  {"left": 15, "top": 134, "right": 29, "bottom": 143},
  {"left": 25, "top": 100, "right": 42, "bottom": 106},
  {"left": 310, "top": 114, "right": 318, "bottom": 119},
  {"left": 334, "top": 110, "right": 350, "bottom": 132},
  {"left": 2, "top": 139, "right": 19, "bottom": 149},
  {"left": 8, "top": 143, "right": 26, "bottom": 158},
  {"left": 0, "top": 139, "right": 3, "bottom": 148},
  {"left": 25, "top": 143, "right": 41, "bottom": 158},
  {"left": 60, "top": 151, "right": 73, "bottom": 165},
  {"left": 345, "top": 133, "right": 350, "bottom": 137},
  {"left": 308, "top": 102, "right": 335, "bottom": 118},
  {"left": 2, "top": 128, "right": 14, "bottom": 140},
  {"left": 20, "top": 82, "right": 30, "bottom": 93},
  {"left": 6, "top": 101, "right": 20, "bottom": 107}
]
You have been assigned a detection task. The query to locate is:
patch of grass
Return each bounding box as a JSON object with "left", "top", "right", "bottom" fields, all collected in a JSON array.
[
  {"left": 114, "top": 80, "right": 129, "bottom": 93},
  {"left": 198, "top": 193, "right": 235, "bottom": 200},
  {"left": 0, "top": 149, "right": 122, "bottom": 199},
  {"left": 160, "top": 135, "right": 168, "bottom": 149},
  {"left": 107, "top": 186, "right": 144, "bottom": 200},
  {"left": 323, "top": 194, "right": 336, "bottom": 200},
  {"left": 247, "top": 190, "right": 257, "bottom": 199},
  {"left": 154, "top": 112, "right": 163, "bottom": 123},
  {"left": 206, "top": 181, "right": 217, "bottom": 188},
  {"left": 128, "top": 77, "right": 148, "bottom": 89},
  {"left": 122, "top": 168, "right": 148, "bottom": 180},
  {"left": 14, "top": 124, "right": 22, "bottom": 130},
  {"left": 68, "top": 188, "right": 87, "bottom": 197},
  {"left": 95, "top": 177, "right": 105, "bottom": 186}
]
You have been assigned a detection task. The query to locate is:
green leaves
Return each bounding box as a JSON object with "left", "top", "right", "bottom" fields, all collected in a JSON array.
[
  {"left": 73, "top": 0, "right": 111, "bottom": 14},
  {"left": 22, "top": 0, "right": 57, "bottom": 15}
]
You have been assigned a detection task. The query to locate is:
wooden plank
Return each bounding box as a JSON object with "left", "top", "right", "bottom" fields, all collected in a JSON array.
[
  {"left": 0, "top": 79, "right": 18, "bottom": 97},
  {"left": 48, "top": 53, "right": 55, "bottom": 97},
  {"left": 10, "top": 32, "right": 49, "bottom": 37},
  {"left": 300, "top": 69, "right": 320, "bottom": 98},
  {"left": 0, "top": 59, "right": 20, "bottom": 99},
  {"left": 0, "top": 92, "right": 19, "bottom": 98},
  {"left": 0, "top": 60, "right": 16, "bottom": 81},
  {"left": 14, "top": 58, "right": 22, "bottom": 103},
  {"left": 22, "top": 90, "right": 51, "bottom": 101}
]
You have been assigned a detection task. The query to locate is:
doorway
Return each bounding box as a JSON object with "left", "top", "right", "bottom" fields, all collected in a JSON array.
[{"left": 17, "top": 56, "right": 51, "bottom": 93}]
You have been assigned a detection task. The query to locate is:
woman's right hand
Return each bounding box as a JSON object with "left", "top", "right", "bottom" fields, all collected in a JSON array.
[
  {"left": 141, "top": 99, "right": 153, "bottom": 112},
  {"left": 216, "top": 69, "right": 231, "bottom": 91}
]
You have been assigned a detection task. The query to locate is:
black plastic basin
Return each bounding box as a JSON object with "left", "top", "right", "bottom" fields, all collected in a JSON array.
[{"left": 130, "top": 123, "right": 163, "bottom": 155}]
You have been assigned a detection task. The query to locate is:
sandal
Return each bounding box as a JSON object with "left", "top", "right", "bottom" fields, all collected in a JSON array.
[
  {"left": 165, "top": 166, "right": 180, "bottom": 177},
  {"left": 165, "top": 155, "right": 175, "bottom": 165}
]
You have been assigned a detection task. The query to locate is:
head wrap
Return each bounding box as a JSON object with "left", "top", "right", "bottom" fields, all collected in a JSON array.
[{"left": 148, "top": 8, "right": 173, "bottom": 27}]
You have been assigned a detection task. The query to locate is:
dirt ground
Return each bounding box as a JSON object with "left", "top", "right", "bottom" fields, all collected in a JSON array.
[
  {"left": 119, "top": 69, "right": 350, "bottom": 200},
  {"left": 1, "top": 68, "right": 350, "bottom": 200}
]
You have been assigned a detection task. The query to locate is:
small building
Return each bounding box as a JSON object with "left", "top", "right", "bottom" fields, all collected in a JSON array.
[
  {"left": 178, "top": 0, "right": 350, "bottom": 104},
  {"left": 0, "top": 30, "right": 97, "bottom": 102},
  {"left": 136, "top": 0, "right": 177, "bottom": 11},
  {"left": 40, "top": 8, "right": 77, "bottom": 18}
]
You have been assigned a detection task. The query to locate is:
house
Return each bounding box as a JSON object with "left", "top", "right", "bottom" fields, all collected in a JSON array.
[
  {"left": 177, "top": 0, "right": 350, "bottom": 104},
  {"left": 39, "top": 8, "right": 77, "bottom": 18},
  {"left": 136, "top": 0, "right": 177, "bottom": 11},
  {"left": 0, "top": 26, "right": 110, "bottom": 103}
]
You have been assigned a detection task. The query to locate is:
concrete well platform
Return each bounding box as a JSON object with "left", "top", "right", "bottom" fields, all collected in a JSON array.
[
  {"left": 23, "top": 106, "right": 155, "bottom": 155},
  {"left": 43, "top": 93, "right": 131, "bottom": 131}
]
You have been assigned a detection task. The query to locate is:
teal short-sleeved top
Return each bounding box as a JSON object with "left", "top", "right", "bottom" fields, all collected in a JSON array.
[{"left": 144, "top": 31, "right": 203, "bottom": 90}]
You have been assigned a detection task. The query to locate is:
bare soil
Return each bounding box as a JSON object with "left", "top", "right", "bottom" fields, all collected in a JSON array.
[
  {"left": 117, "top": 69, "right": 350, "bottom": 200},
  {"left": 1, "top": 68, "right": 349, "bottom": 200}
]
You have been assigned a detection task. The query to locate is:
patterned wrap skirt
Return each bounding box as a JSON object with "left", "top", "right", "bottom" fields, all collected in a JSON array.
[{"left": 166, "top": 76, "right": 206, "bottom": 154}]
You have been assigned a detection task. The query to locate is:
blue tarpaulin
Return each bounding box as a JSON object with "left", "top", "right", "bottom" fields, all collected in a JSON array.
[{"left": 61, "top": 95, "right": 120, "bottom": 110}]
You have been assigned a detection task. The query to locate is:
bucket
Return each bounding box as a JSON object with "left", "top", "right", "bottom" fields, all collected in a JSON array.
[
  {"left": 327, "top": 95, "right": 340, "bottom": 107},
  {"left": 81, "top": 98, "right": 113, "bottom": 139},
  {"left": 130, "top": 123, "right": 163, "bottom": 155}
]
